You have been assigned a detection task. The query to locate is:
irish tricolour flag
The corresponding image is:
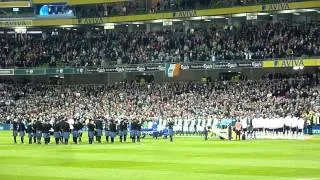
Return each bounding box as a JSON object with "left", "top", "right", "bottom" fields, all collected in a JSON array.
[{"left": 165, "top": 64, "right": 181, "bottom": 78}]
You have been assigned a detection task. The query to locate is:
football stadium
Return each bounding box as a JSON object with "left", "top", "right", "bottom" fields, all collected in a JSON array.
[{"left": 0, "top": 0, "right": 320, "bottom": 179}]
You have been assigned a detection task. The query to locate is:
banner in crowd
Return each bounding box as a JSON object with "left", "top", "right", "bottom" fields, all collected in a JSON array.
[
  {"left": 261, "top": 1, "right": 290, "bottom": 11},
  {"left": 77, "top": 18, "right": 103, "bottom": 25},
  {"left": 0, "top": 20, "right": 32, "bottom": 27},
  {"left": 87, "top": 61, "right": 262, "bottom": 73},
  {"left": 0, "top": 61, "right": 262, "bottom": 76},
  {"left": 165, "top": 64, "right": 181, "bottom": 77},
  {"left": 262, "top": 58, "right": 320, "bottom": 68},
  {"left": 0, "top": 68, "right": 87, "bottom": 76},
  {"left": 173, "top": 10, "right": 197, "bottom": 18},
  {"left": 0, "top": 69, "right": 14, "bottom": 76}
]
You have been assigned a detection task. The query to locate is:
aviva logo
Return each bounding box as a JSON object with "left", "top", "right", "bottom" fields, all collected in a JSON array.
[
  {"left": 173, "top": 10, "right": 197, "bottom": 18},
  {"left": 262, "top": 2, "right": 289, "bottom": 11},
  {"left": 274, "top": 59, "right": 304, "bottom": 67}
]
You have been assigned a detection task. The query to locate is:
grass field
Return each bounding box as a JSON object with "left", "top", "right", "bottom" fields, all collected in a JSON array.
[{"left": 0, "top": 131, "right": 320, "bottom": 180}]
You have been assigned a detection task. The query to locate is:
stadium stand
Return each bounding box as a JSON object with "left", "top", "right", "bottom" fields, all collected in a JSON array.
[
  {"left": 0, "top": 74, "right": 318, "bottom": 125},
  {"left": 0, "top": 21, "right": 319, "bottom": 67}
]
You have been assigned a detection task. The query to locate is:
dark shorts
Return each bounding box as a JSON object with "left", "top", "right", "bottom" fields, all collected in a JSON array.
[
  {"left": 36, "top": 131, "right": 42, "bottom": 138},
  {"left": 13, "top": 130, "right": 17, "bottom": 137},
  {"left": 63, "top": 132, "right": 70, "bottom": 139},
  {"left": 28, "top": 133, "right": 33, "bottom": 138},
  {"left": 168, "top": 129, "right": 173, "bottom": 136},
  {"left": 54, "top": 132, "right": 61, "bottom": 138},
  {"left": 110, "top": 132, "right": 116, "bottom": 138},
  {"left": 120, "top": 130, "right": 127, "bottom": 136},
  {"left": 236, "top": 130, "right": 241, "bottom": 135},
  {"left": 88, "top": 131, "right": 94, "bottom": 138},
  {"left": 42, "top": 133, "right": 48, "bottom": 139},
  {"left": 105, "top": 130, "right": 110, "bottom": 136},
  {"left": 72, "top": 130, "right": 79, "bottom": 138},
  {"left": 96, "top": 129, "right": 102, "bottom": 136},
  {"left": 130, "top": 130, "right": 136, "bottom": 137}
]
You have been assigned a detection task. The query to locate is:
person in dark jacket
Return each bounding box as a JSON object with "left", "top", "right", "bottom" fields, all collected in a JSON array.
[
  {"left": 136, "top": 120, "right": 143, "bottom": 142},
  {"left": 26, "top": 122, "right": 33, "bottom": 144},
  {"left": 168, "top": 120, "right": 174, "bottom": 142},
  {"left": 104, "top": 119, "right": 110, "bottom": 143},
  {"left": 12, "top": 120, "right": 18, "bottom": 144},
  {"left": 35, "top": 120, "right": 43, "bottom": 144},
  {"left": 73, "top": 120, "right": 83, "bottom": 144},
  {"left": 204, "top": 125, "right": 208, "bottom": 141},
  {"left": 32, "top": 121, "right": 37, "bottom": 143},
  {"left": 228, "top": 123, "right": 232, "bottom": 141},
  {"left": 53, "top": 120, "right": 61, "bottom": 145},
  {"left": 87, "top": 120, "right": 95, "bottom": 144},
  {"left": 18, "top": 120, "right": 26, "bottom": 144},
  {"left": 95, "top": 118, "right": 103, "bottom": 143},
  {"left": 130, "top": 119, "right": 137, "bottom": 143},
  {"left": 62, "top": 120, "right": 70, "bottom": 145},
  {"left": 43, "top": 121, "right": 52, "bottom": 145},
  {"left": 110, "top": 120, "right": 117, "bottom": 143},
  {"left": 119, "top": 119, "right": 128, "bottom": 143}
]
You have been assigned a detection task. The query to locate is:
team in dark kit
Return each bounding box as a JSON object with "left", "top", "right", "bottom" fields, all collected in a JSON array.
[{"left": 11, "top": 116, "right": 175, "bottom": 145}]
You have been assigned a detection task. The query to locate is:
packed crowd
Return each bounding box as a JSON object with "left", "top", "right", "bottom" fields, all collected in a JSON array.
[
  {"left": 0, "top": 74, "right": 319, "bottom": 126},
  {"left": 0, "top": 22, "right": 319, "bottom": 67}
]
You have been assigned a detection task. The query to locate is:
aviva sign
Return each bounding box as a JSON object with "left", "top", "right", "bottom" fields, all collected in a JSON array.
[
  {"left": 263, "top": 58, "right": 320, "bottom": 68},
  {"left": 262, "top": 2, "right": 290, "bottom": 11},
  {"left": 173, "top": 10, "right": 197, "bottom": 18},
  {"left": 77, "top": 18, "right": 103, "bottom": 25},
  {"left": 274, "top": 59, "right": 304, "bottom": 67},
  {"left": 0, "top": 20, "right": 32, "bottom": 27}
]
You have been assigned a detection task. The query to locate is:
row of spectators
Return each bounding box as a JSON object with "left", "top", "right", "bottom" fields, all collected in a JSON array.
[
  {"left": 0, "top": 21, "right": 319, "bottom": 67},
  {"left": 0, "top": 73, "right": 319, "bottom": 124}
]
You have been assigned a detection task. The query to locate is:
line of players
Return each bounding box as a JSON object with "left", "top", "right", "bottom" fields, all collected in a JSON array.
[{"left": 11, "top": 117, "right": 175, "bottom": 144}]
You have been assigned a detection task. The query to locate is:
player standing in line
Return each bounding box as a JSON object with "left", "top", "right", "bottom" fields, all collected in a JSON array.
[
  {"left": 87, "top": 119, "right": 95, "bottom": 144},
  {"left": 130, "top": 119, "right": 137, "bottom": 143},
  {"left": 72, "top": 120, "right": 79, "bottom": 144},
  {"left": 136, "top": 119, "right": 142, "bottom": 142},
  {"left": 110, "top": 120, "right": 117, "bottom": 143},
  {"left": 35, "top": 120, "right": 43, "bottom": 144},
  {"left": 104, "top": 119, "right": 110, "bottom": 143},
  {"left": 95, "top": 117, "right": 103, "bottom": 143},
  {"left": 204, "top": 125, "right": 208, "bottom": 140},
  {"left": 168, "top": 119, "right": 174, "bottom": 142},
  {"left": 12, "top": 119, "right": 18, "bottom": 144},
  {"left": 53, "top": 120, "right": 61, "bottom": 145},
  {"left": 62, "top": 120, "right": 70, "bottom": 145},
  {"left": 27, "top": 121, "right": 33, "bottom": 144},
  {"left": 18, "top": 120, "right": 26, "bottom": 144}
]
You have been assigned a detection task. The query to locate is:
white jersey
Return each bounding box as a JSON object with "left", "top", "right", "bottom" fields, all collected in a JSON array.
[
  {"left": 297, "top": 119, "right": 304, "bottom": 129},
  {"left": 241, "top": 118, "right": 247, "bottom": 129}
]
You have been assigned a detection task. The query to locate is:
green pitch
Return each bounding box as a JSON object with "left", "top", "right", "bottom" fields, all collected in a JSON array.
[{"left": 0, "top": 131, "right": 320, "bottom": 180}]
